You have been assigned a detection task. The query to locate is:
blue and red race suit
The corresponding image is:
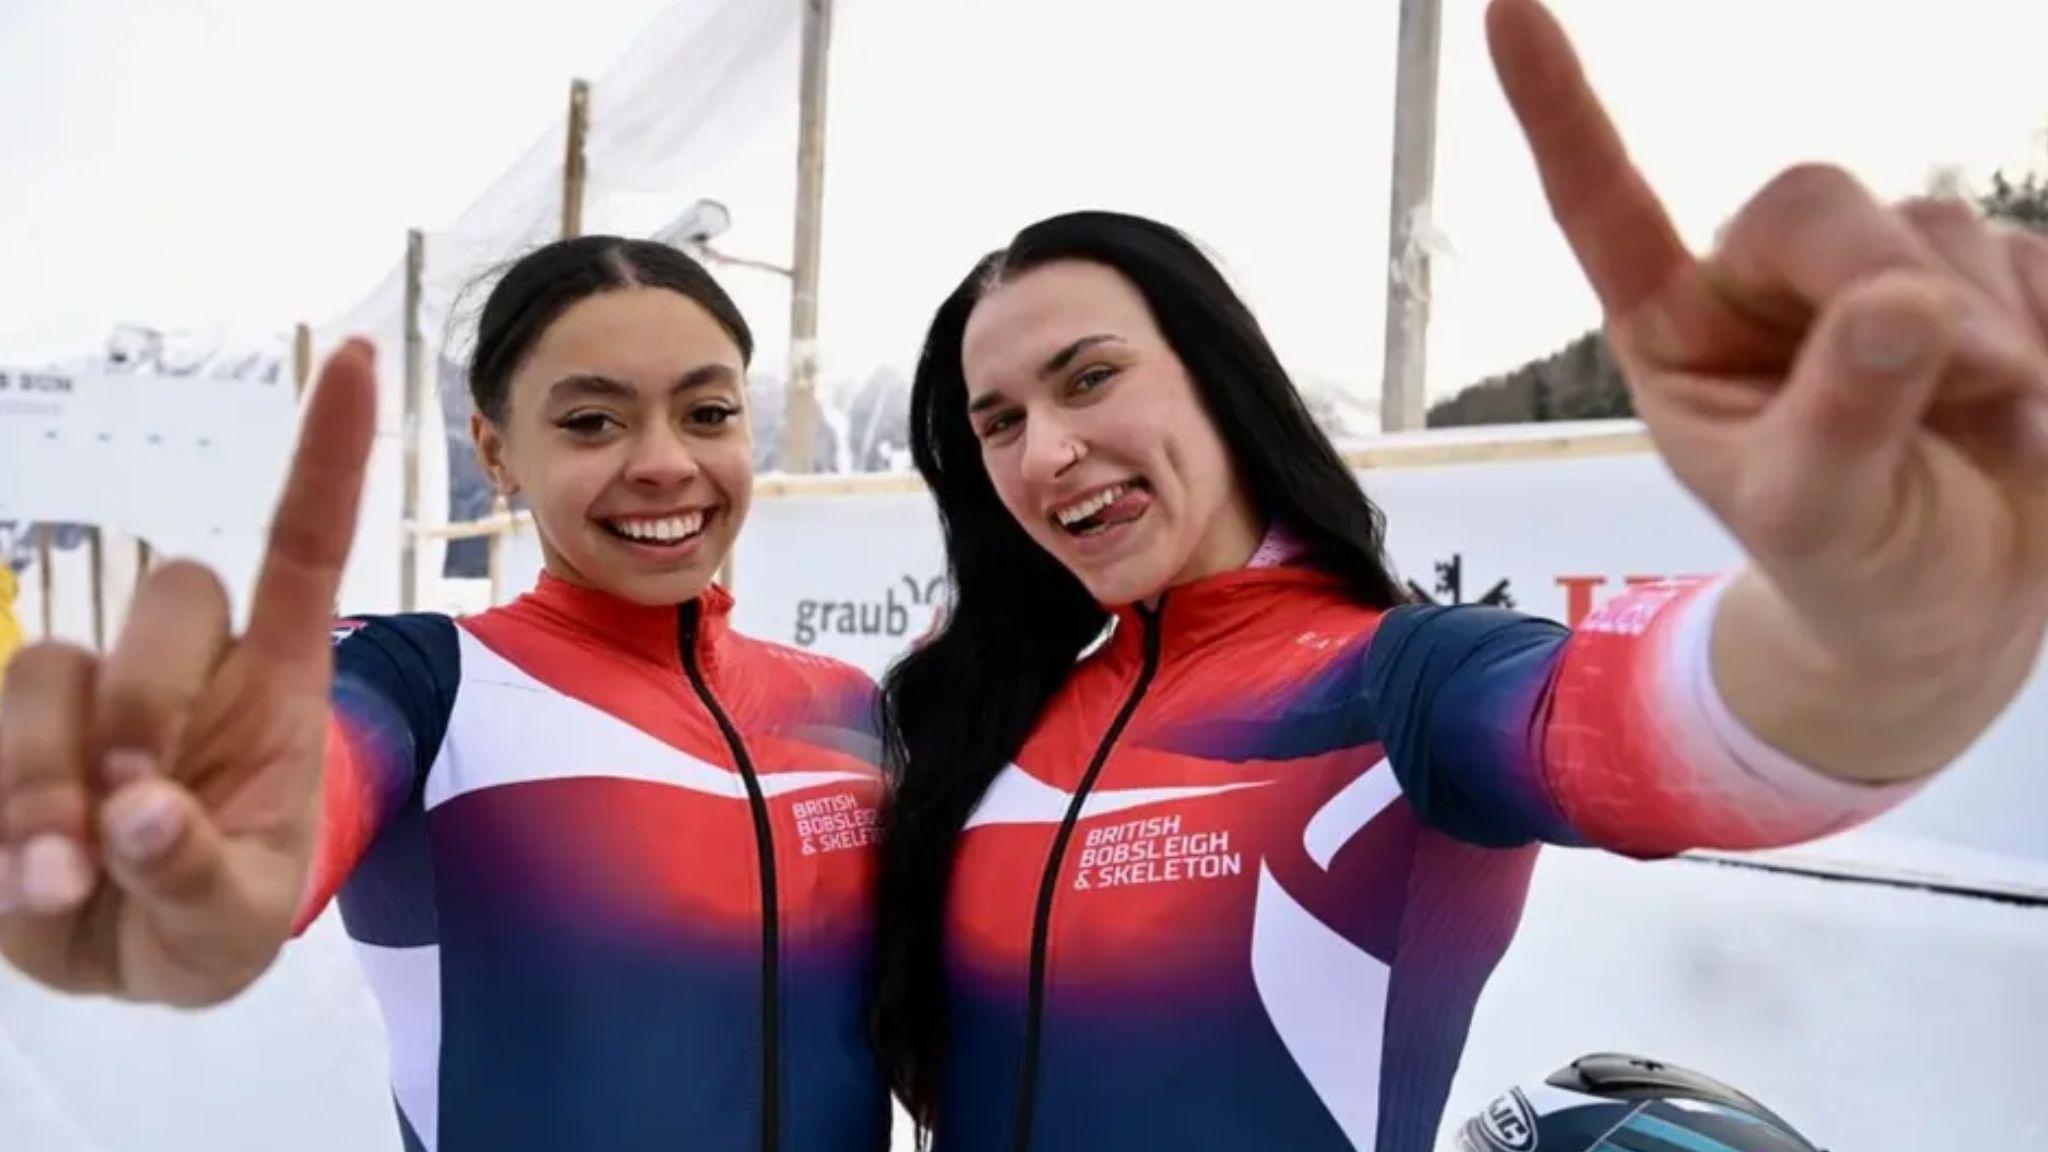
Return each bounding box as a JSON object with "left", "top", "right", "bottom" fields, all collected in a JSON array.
[
  {"left": 301, "top": 573, "right": 890, "bottom": 1152},
  {"left": 937, "top": 563, "right": 1912, "bottom": 1152}
]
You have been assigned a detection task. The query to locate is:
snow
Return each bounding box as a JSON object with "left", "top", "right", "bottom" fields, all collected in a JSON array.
[{"left": 1438, "top": 849, "right": 2048, "bottom": 1151}]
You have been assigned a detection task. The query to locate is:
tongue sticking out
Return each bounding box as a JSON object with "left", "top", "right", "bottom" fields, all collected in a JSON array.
[{"left": 1066, "top": 485, "right": 1150, "bottom": 536}]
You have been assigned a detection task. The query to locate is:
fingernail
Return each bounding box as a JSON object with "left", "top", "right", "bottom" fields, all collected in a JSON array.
[
  {"left": 106, "top": 788, "right": 182, "bottom": 863},
  {"left": 1850, "top": 306, "right": 1936, "bottom": 377},
  {"left": 21, "top": 836, "right": 93, "bottom": 912},
  {"left": 104, "top": 749, "right": 157, "bottom": 787}
]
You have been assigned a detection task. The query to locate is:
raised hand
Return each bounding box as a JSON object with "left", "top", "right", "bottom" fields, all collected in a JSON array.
[
  {"left": 1486, "top": 0, "right": 2048, "bottom": 687},
  {"left": 0, "top": 340, "right": 377, "bottom": 1005}
]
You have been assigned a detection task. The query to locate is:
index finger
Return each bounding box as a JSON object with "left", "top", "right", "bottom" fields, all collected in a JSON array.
[
  {"left": 242, "top": 339, "right": 378, "bottom": 689},
  {"left": 1486, "top": 0, "right": 1693, "bottom": 316}
]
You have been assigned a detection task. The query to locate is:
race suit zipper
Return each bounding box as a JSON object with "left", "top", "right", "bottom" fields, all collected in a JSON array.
[
  {"left": 1009, "top": 600, "right": 1166, "bottom": 1152},
  {"left": 680, "top": 603, "right": 782, "bottom": 1152}
]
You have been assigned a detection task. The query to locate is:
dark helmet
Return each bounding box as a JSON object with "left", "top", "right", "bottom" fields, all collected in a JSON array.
[{"left": 1455, "top": 1053, "right": 1827, "bottom": 1152}]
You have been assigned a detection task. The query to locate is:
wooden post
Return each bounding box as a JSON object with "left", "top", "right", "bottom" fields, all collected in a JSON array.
[
  {"left": 562, "top": 79, "right": 591, "bottom": 239},
  {"left": 293, "top": 322, "right": 313, "bottom": 398},
  {"left": 401, "top": 229, "right": 426, "bottom": 613},
  {"left": 36, "top": 524, "right": 54, "bottom": 639},
  {"left": 781, "top": 0, "right": 833, "bottom": 473},
  {"left": 87, "top": 527, "right": 105, "bottom": 651},
  {"left": 486, "top": 493, "right": 508, "bottom": 607},
  {"left": 1378, "top": 0, "right": 1444, "bottom": 433}
]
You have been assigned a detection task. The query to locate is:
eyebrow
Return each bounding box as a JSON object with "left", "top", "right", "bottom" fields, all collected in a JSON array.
[
  {"left": 546, "top": 364, "right": 737, "bottom": 404},
  {"left": 967, "top": 333, "right": 1124, "bottom": 415}
]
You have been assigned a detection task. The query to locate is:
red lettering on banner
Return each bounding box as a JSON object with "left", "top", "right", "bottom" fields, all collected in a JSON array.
[
  {"left": 1556, "top": 573, "right": 1714, "bottom": 626},
  {"left": 1556, "top": 575, "right": 1606, "bottom": 626}
]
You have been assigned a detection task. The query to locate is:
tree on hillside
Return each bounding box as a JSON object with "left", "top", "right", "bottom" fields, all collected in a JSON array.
[
  {"left": 1428, "top": 156, "right": 2048, "bottom": 429},
  {"left": 1980, "top": 169, "right": 2048, "bottom": 232}
]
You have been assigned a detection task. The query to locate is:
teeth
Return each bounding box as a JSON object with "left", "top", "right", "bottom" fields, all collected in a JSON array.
[
  {"left": 1055, "top": 483, "right": 1130, "bottom": 527},
  {"left": 613, "top": 511, "right": 704, "bottom": 543}
]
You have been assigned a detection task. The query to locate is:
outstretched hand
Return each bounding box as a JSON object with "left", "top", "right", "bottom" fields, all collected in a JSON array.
[
  {"left": 1487, "top": 0, "right": 2048, "bottom": 685},
  {"left": 0, "top": 341, "right": 376, "bottom": 1005}
]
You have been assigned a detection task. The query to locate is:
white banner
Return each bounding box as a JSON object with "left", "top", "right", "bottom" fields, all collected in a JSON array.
[
  {"left": 728, "top": 488, "right": 949, "bottom": 673},
  {"left": 0, "top": 366, "right": 299, "bottom": 626},
  {"left": 721, "top": 452, "right": 1733, "bottom": 674}
]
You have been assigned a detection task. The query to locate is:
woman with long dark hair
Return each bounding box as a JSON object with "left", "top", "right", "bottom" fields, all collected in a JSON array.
[
  {"left": 873, "top": 8, "right": 2048, "bottom": 1149},
  {"left": 0, "top": 236, "right": 892, "bottom": 1151}
]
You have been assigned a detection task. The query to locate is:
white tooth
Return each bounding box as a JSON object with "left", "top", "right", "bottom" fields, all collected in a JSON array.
[
  {"left": 1061, "top": 483, "right": 1127, "bottom": 525},
  {"left": 612, "top": 514, "right": 708, "bottom": 542}
]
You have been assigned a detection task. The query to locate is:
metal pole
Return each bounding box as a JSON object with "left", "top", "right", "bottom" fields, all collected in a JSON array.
[
  {"left": 562, "top": 79, "right": 591, "bottom": 239},
  {"left": 401, "top": 229, "right": 425, "bottom": 613},
  {"left": 781, "top": 0, "right": 833, "bottom": 473},
  {"left": 1378, "top": 0, "right": 1444, "bottom": 434}
]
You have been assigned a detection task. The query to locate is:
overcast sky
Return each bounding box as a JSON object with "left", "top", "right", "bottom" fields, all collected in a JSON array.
[{"left": 3, "top": 0, "right": 2044, "bottom": 404}]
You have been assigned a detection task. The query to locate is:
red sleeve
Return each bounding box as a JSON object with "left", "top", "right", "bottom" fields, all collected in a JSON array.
[
  {"left": 1541, "top": 576, "right": 1926, "bottom": 858},
  {"left": 291, "top": 615, "right": 454, "bottom": 934}
]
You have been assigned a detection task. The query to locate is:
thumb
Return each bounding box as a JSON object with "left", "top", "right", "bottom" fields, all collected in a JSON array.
[{"left": 1735, "top": 272, "right": 1951, "bottom": 562}]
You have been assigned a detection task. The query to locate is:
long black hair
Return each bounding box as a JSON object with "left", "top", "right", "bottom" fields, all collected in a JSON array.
[
  {"left": 468, "top": 234, "right": 753, "bottom": 423},
  {"left": 872, "top": 210, "right": 1406, "bottom": 1128}
]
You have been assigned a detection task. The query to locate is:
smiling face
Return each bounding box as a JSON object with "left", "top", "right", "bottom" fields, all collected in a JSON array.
[
  {"left": 959, "top": 259, "right": 1264, "bottom": 606},
  {"left": 471, "top": 286, "right": 753, "bottom": 606}
]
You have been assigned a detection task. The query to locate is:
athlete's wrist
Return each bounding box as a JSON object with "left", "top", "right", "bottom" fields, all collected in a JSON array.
[{"left": 1706, "top": 567, "right": 2002, "bottom": 786}]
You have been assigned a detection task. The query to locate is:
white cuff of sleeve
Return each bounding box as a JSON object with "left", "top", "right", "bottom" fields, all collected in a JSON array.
[{"left": 1664, "top": 573, "right": 1923, "bottom": 833}]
